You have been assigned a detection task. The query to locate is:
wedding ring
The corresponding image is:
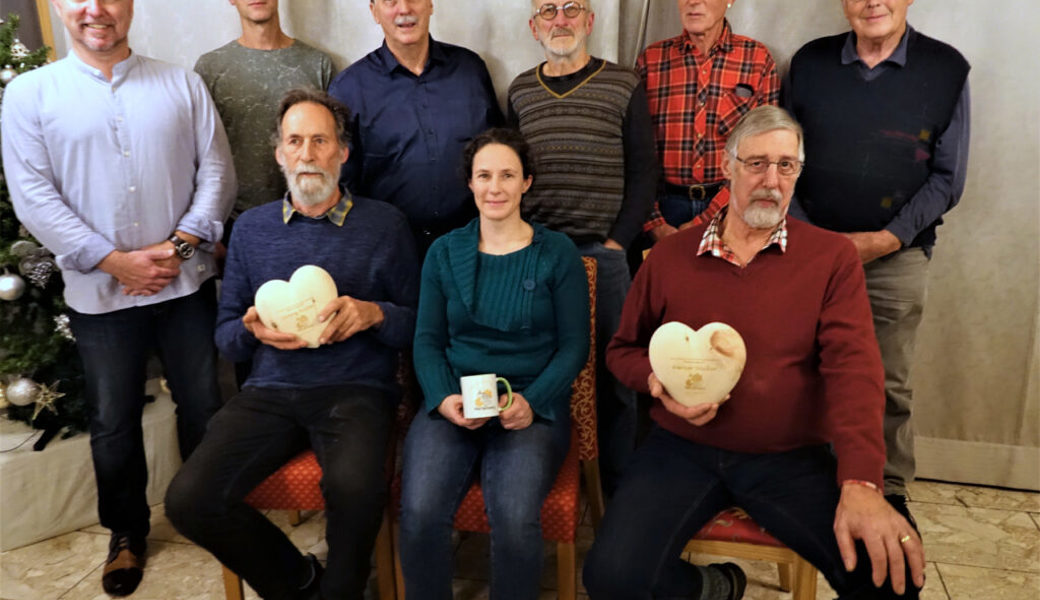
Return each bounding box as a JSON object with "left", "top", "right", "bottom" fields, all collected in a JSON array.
[{"left": 899, "top": 534, "right": 912, "bottom": 544}]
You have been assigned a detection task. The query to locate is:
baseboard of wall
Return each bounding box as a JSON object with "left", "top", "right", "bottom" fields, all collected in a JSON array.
[{"left": 915, "top": 436, "right": 1039, "bottom": 491}]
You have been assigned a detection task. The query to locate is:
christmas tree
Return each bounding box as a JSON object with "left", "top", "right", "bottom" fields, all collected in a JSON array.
[{"left": 0, "top": 13, "right": 88, "bottom": 445}]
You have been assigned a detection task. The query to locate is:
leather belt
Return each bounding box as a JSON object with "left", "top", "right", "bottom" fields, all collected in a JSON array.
[{"left": 664, "top": 182, "right": 724, "bottom": 202}]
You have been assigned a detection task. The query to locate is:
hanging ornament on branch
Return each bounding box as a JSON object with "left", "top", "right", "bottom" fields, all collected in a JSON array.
[
  {"left": 11, "top": 240, "right": 58, "bottom": 288},
  {"left": 5, "top": 377, "right": 39, "bottom": 407},
  {"left": 10, "top": 38, "right": 29, "bottom": 60},
  {"left": 54, "top": 314, "right": 75, "bottom": 341},
  {"left": 0, "top": 64, "right": 15, "bottom": 85},
  {"left": 31, "top": 381, "right": 63, "bottom": 421},
  {"left": 0, "top": 270, "right": 26, "bottom": 301}
]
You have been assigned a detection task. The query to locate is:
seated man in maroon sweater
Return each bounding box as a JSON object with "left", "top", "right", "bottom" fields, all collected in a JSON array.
[{"left": 582, "top": 106, "right": 925, "bottom": 600}]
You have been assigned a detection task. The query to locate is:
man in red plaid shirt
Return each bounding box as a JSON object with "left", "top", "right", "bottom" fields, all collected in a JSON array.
[{"left": 637, "top": 1, "right": 779, "bottom": 242}]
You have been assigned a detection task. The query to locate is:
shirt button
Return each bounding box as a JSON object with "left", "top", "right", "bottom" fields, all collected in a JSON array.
[
  {"left": 123, "top": 150, "right": 130, "bottom": 157},
  {"left": 523, "top": 279, "right": 536, "bottom": 291},
  {"left": 133, "top": 222, "right": 139, "bottom": 227},
  {"left": 129, "top": 186, "right": 136, "bottom": 192},
  {"left": 427, "top": 129, "right": 434, "bottom": 135},
  {"left": 116, "top": 116, "right": 123, "bottom": 122}
]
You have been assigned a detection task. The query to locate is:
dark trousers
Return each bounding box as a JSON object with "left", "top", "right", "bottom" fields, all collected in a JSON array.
[
  {"left": 68, "top": 279, "right": 221, "bottom": 541},
  {"left": 583, "top": 427, "right": 921, "bottom": 599},
  {"left": 165, "top": 384, "right": 394, "bottom": 600}
]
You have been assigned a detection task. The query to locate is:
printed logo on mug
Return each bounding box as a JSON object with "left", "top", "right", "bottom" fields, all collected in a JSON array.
[{"left": 460, "top": 374, "right": 513, "bottom": 419}]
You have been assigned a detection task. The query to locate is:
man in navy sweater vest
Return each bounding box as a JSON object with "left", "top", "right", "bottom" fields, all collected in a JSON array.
[
  {"left": 785, "top": 0, "right": 970, "bottom": 516},
  {"left": 166, "top": 89, "right": 419, "bottom": 600}
]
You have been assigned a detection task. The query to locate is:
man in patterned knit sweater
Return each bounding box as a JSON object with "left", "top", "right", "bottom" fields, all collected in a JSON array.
[
  {"left": 508, "top": 0, "right": 659, "bottom": 496},
  {"left": 166, "top": 89, "right": 418, "bottom": 600}
]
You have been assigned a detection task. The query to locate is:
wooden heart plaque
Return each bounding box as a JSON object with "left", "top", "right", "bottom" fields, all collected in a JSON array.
[
  {"left": 648, "top": 321, "right": 746, "bottom": 407},
  {"left": 254, "top": 265, "right": 338, "bottom": 349}
]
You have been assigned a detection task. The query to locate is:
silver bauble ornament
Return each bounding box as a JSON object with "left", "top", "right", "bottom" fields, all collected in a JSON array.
[
  {"left": 0, "top": 271, "right": 27, "bottom": 301},
  {"left": 10, "top": 39, "right": 29, "bottom": 60},
  {"left": 6, "top": 378, "right": 39, "bottom": 407},
  {"left": 0, "top": 65, "right": 16, "bottom": 85}
]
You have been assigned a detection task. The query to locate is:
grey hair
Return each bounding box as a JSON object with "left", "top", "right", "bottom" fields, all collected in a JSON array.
[
  {"left": 272, "top": 87, "right": 352, "bottom": 149},
  {"left": 724, "top": 106, "right": 805, "bottom": 162}
]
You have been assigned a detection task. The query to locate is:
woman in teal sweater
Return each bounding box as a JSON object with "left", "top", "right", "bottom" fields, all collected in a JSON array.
[{"left": 399, "top": 129, "right": 590, "bottom": 599}]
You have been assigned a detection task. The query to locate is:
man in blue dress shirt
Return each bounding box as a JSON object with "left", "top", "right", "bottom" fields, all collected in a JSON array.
[
  {"left": 329, "top": 0, "right": 502, "bottom": 256},
  {"left": 1, "top": 0, "right": 235, "bottom": 596}
]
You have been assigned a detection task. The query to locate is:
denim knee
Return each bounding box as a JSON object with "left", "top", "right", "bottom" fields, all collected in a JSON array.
[{"left": 484, "top": 492, "right": 541, "bottom": 546}]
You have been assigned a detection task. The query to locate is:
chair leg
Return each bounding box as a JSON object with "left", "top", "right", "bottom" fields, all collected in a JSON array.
[
  {"left": 777, "top": 560, "right": 793, "bottom": 592},
  {"left": 374, "top": 513, "right": 396, "bottom": 600},
  {"left": 287, "top": 509, "right": 302, "bottom": 526},
  {"left": 581, "top": 460, "right": 606, "bottom": 530},
  {"left": 557, "top": 541, "right": 576, "bottom": 600},
  {"left": 221, "top": 564, "right": 245, "bottom": 600},
  {"left": 392, "top": 521, "right": 405, "bottom": 599},
  {"left": 792, "top": 554, "right": 818, "bottom": 600}
]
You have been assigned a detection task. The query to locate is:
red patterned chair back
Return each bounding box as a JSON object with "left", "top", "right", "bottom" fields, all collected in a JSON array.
[
  {"left": 243, "top": 451, "right": 325, "bottom": 510},
  {"left": 571, "top": 256, "right": 598, "bottom": 462}
]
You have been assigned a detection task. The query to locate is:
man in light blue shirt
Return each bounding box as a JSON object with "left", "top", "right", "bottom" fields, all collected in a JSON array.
[{"left": 1, "top": 1, "right": 235, "bottom": 596}]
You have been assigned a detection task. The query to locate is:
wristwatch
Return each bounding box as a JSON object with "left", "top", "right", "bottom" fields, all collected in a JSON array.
[{"left": 167, "top": 234, "right": 196, "bottom": 260}]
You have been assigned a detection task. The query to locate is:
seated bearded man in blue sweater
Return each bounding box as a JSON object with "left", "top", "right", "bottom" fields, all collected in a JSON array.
[{"left": 166, "top": 88, "right": 419, "bottom": 600}]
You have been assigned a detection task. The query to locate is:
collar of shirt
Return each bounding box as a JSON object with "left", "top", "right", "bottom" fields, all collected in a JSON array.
[
  {"left": 282, "top": 189, "right": 354, "bottom": 226},
  {"left": 842, "top": 24, "right": 913, "bottom": 68},
  {"left": 66, "top": 47, "right": 140, "bottom": 85},
  {"left": 375, "top": 35, "right": 446, "bottom": 76},
  {"left": 697, "top": 206, "right": 787, "bottom": 266},
  {"left": 680, "top": 19, "right": 734, "bottom": 57}
]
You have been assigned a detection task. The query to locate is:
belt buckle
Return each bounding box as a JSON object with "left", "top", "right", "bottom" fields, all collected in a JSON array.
[{"left": 688, "top": 184, "right": 707, "bottom": 202}]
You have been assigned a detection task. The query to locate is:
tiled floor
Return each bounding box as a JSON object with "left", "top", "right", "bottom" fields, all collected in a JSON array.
[{"left": 1, "top": 480, "right": 1037, "bottom": 599}]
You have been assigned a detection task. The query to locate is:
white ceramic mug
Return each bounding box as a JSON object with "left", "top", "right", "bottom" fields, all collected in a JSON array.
[{"left": 460, "top": 374, "right": 513, "bottom": 419}]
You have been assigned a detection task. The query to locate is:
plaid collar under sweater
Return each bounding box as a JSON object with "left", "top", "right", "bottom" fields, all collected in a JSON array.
[{"left": 697, "top": 206, "right": 787, "bottom": 267}]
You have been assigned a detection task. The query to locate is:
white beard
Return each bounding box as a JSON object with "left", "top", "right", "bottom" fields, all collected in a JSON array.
[
  {"left": 541, "top": 28, "right": 583, "bottom": 59},
  {"left": 741, "top": 204, "right": 784, "bottom": 229},
  {"left": 739, "top": 189, "right": 785, "bottom": 229},
  {"left": 284, "top": 164, "right": 337, "bottom": 207}
]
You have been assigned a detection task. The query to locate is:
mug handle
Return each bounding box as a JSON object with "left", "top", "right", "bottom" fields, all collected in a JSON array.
[{"left": 497, "top": 377, "right": 513, "bottom": 411}]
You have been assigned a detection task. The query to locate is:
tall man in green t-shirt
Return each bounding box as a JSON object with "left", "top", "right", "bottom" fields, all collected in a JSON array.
[{"left": 195, "top": 0, "right": 334, "bottom": 219}]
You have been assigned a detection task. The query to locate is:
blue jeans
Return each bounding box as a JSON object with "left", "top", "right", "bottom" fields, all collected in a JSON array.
[
  {"left": 68, "top": 279, "right": 221, "bottom": 541},
  {"left": 576, "top": 242, "right": 636, "bottom": 496},
  {"left": 399, "top": 409, "right": 571, "bottom": 600},
  {"left": 657, "top": 194, "right": 710, "bottom": 229},
  {"left": 165, "top": 384, "right": 393, "bottom": 600},
  {"left": 583, "top": 427, "right": 921, "bottom": 599}
]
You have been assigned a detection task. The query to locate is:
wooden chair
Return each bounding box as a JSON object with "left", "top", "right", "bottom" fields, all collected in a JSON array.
[
  {"left": 218, "top": 450, "right": 397, "bottom": 600},
  {"left": 391, "top": 256, "right": 603, "bottom": 600},
  {"left": 684, "top": 507, "right": 817, "bottom": 600}
]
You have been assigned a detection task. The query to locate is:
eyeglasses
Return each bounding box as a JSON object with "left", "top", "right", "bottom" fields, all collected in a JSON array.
[
  {"left": 734, "top": 155, "right": 803, "bottom": 176},
  {"left": 534, "top": 2, "right": 587, "bottom": 20}
]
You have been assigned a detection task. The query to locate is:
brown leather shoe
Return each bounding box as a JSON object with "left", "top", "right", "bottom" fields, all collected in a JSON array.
[{"left": 101, "top": 535, "right": 146, "bottom": 597}]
